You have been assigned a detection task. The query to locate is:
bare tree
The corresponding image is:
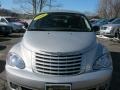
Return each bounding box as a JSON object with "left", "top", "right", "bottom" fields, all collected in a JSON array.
[
  {"left": 0, "top": 0, "right": 2, "bottom": 8},
  {"left": 12, "top": 0, "right": 59, "bottom": 15},
  {"left": 98, "top": 0, "right": 120, "bottom": 18}
]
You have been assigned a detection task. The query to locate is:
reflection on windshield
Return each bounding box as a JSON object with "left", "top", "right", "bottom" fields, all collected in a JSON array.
[{"left": 29, "top": 12, "right": 92, "bottom": 32}]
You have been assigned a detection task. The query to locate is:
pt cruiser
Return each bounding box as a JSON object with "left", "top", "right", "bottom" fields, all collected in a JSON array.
[{"left": 6, "top": 11, "right": 112, "bottom": 90}]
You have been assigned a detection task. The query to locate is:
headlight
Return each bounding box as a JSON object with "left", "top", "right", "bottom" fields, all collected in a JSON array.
[
  {"left": 22, "top": 25, "right": 25, "bottom": 29},
  {"left": 108, "top": 27, "right": 112, "bottom": 30},
  {"left": 6, "top": 53, "right": 25, "bottom": 69},
  {"left": 93, "top": 53, "right": 112, "bottom": 70},
  {"left": 93, "top": 47, "right": 112, "bottom": 70}
]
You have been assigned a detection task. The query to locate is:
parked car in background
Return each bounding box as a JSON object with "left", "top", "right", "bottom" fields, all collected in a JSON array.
[
  {"left": 91, "top": 19, "right": 109, "bottom": 34},
  {"left": 90, "top": 19, "right": 99, "bottom": 25},
  {"left": 0, "top": 16, "right": 26, "bottom": 33},
  {"left": 0, "top": 20, "right": 12, "bottom": 36},
  {"left": 108, "top": 18, "right": 116, "bottom": 23},
  {"left": 12, "top": 18, "right": 28, "bottom": 28},
  {"left": 92, "top": 19, "right": 109, "bottom": 30},
  {"left": 6, "top": 11, "right": 112, "bottom": 90},
  {"left": 100, "top": 18, "right": 120, "bottom": 38}
]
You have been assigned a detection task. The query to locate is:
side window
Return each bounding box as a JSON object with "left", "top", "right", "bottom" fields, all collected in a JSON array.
[
  {"left": 118, "top": 19, "right": 120, "bottom": 24},
  {"left": 82, "top": 16, "right": 91, "bottom": 31},
  {"left": 0, "top": 18, "right": 7, "bottom": 23}
]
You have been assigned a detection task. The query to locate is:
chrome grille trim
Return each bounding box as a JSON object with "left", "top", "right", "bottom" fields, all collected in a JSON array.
[{"left": 34, "top": 51, "right": 83, "bottom": 76}]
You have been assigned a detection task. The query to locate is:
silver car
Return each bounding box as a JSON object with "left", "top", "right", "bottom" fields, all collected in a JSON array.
[
  {"left": 0, "top": 16, "right": 26, "bottom": 33},
  {"left": 100, "top": 18, "right": 120, "bottom": 37},
  {"left": 6, "top": 11, "right": 112, "bottom": 90}
]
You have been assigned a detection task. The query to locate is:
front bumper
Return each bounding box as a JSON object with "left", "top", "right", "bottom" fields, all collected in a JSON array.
[
  {"left": 6, "top": 65, "right": 112, "bottom": 90},
  {"left": 99, "top": 30, "right": 114, "bottom": 37},
  {"left": 12, "top": 25, "right": 26, "bottom": 32},
  {"left": 0, "top": 26, "right": 12, "bottom": 34},
  {"left": 0, "top": 30, "right": 12, "bottom": 35}
]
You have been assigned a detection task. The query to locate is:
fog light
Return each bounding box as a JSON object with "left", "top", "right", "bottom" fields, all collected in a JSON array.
[{"left": 10, "top": 82, "right": 19, "bottom": 89}]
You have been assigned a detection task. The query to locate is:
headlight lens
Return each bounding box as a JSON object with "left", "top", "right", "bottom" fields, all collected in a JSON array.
[
  {"left": 6, "top": 53, "right": 25, "bottom": 69},
  {"left": 108, "top": 27, "right": 112, "bottom": 30},
  {"left": 93, "top": 53, "right": 112, "bottom": 70},
  {"left": 22, "top": 25, "right": 25, "bottom": 29}
]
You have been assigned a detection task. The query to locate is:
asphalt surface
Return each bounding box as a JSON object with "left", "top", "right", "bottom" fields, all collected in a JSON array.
[
  {"left": 0, "top": 33, "right": 23, "bottom": 90},
  {"left": 0, "top": 34, "right": 120, "bottom": 90},
  {"left": 98, "top": 38, "right": 120, "bottom": 90}
]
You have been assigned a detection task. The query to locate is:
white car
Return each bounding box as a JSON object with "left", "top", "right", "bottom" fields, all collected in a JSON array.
[
  {"left": 100, "top": 18, "right": 120, "bottom": 38},
  {"left": 6, "top": 11, "right": 112, "bottom": 90},
  {"left": 0, "top": 16, "right": 26, "bottom": 33}
]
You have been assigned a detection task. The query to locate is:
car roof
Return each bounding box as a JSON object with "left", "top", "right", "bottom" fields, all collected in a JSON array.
[
  {"left": 114, "top": 18, "right": 120, "bottom": 20},
  {"left": 38, "top": 10, "right": 84, "bottom": 16},
  {"left": 0, "top": 16, "right": 16, "bottom": 18}
]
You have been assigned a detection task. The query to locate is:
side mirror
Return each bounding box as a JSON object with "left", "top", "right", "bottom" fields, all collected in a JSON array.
[{"left": 92, "top": 26, "right": 100, "bottom": 32}]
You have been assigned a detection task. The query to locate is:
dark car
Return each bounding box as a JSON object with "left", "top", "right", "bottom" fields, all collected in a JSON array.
[
  {"left": 15, "top": 19, "right": 28, "bottom": 28},
  {"left": 0, "top": 22, "right": 12, "bottom": 36}
]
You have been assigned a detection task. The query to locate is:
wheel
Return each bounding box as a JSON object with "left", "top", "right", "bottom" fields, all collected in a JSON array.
[
  {"left": 118, "top": 29, "right": 120, "bottom": 40},
  {"left": 115, "top": 29, "right": 119, "bottom": 38}
]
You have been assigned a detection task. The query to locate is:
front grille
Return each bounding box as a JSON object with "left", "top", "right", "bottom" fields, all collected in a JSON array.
[
  {"left": 0, "top": 26, "right": 11, "bottom": 31},
  {"left": 101, "top": 27, "right": 107, "bottom": 30},
  {"left": 34, "top": 52, "right": 82, "bottom": 76},
  {"left": 17, "top": 25, "right": 23, "bottom": 29}
]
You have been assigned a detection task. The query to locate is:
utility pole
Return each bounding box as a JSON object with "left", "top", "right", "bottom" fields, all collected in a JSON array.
[
  {"left": 49, "top": 0, "right": 52, "bottom": 10},
  {"left": 32, "top": 0, "right": 37, "bottom": 15},
  {"left": 0, "top": 1, "right": 1, "bottom": 8},
  {"left": 39, "top": 0, "right": 43, "bottom": 12}
]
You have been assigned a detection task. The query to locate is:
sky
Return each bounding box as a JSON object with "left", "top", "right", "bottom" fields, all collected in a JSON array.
[{"left": 1, "top": 0, "right": 99, "bottom": 14}]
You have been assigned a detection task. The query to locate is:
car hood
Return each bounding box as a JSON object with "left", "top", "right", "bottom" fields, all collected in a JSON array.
[
  {"left": 92, "top": 23, "right": 102, "bottom": 27},
  {"left": 102, "top": 24, "right": 120, "bottom": 27},
  {"left": 11, "top": 22, "right": 23, "bottom": 26},
  {"left": 22, "top": 31, "right": 96, "bottom": 53}
]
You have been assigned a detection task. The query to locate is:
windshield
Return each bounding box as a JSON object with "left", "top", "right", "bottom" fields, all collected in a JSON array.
[
  {"left": 111, "top": 18, "right": 120, "bottom": 24},
  {"left": 6, "top": 18, "right": 20, "bottom": 22},
  {"left": 29, "top": 12, "right": 92, "bottom": 32},
  {"left": 96, "top": 19, "right": 108, "bottom": 24}
]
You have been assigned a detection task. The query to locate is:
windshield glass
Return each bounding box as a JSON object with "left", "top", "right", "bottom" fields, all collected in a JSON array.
[
  {"left": 6, "top": 18, "right": 20, "bottom": 22},
  {"left": 96, "top": 19, "right": 108, "bottom": 24},
  {"left": 111, "top": 18, "right": 120, "bottom": 24},
  {"left": 29, "top": 12, "right": 92, "bottom": 32}
]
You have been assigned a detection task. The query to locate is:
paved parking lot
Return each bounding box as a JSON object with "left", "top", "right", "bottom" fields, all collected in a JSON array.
[
  {"left": 98, "top": 37, "right": 120, "bottom": 90},
  {"left": 0, "top": 34, "right": 120, "bottom": 90},
  {"left": 0, "top": 33, "right": 23, "bottom": 90}
]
